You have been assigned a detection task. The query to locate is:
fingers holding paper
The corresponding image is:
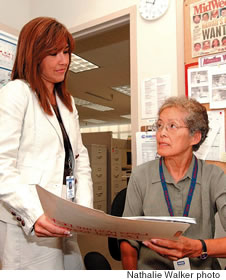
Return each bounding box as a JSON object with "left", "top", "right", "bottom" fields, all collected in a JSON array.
[
  {"left": 142, "top": 232, "right": 202, "bottom": 261},
  {"left": 34, "top": 214, "right": 72, "bottom": 237}
]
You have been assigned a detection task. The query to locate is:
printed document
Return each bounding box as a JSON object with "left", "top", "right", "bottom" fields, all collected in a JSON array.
[{"left": 36, "top": 186, "right": 194, "bottom": 242}]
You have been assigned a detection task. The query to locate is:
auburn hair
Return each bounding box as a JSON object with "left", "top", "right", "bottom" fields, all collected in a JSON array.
[{"left": 12, "top": 17, "right": 75, "bottom": 115}]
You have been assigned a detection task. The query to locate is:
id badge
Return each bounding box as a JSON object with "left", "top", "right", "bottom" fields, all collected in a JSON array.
[
  {"left": 66, "top": 176, "right": 75, "bottom": 201},
  {"left": 173, "top": 257, "right": 191, "bottom": 270}
]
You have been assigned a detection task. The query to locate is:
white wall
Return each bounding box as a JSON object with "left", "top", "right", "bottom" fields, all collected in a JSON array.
[
  {"left": 136, "top": 0, "right": 185, "bottom": 127},
  {"left": 30, "top": 0, "right": 139, "bottom": 28},
  {"left": 0, "top": 0, "right": 31, "bottom": 31}
]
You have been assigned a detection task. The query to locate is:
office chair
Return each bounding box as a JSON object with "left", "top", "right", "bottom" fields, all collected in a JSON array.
[
  {"left": 108, "top": 187, "right": 127, "bottom": 261},
  {"left": 84, "top": 251, "right": 111, "bottom": 270}
]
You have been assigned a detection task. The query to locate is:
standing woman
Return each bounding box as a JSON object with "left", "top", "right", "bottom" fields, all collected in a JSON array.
[
  {"left": 0, "top": 17, "right": 93, "bottom": 269},
  {"left": 120, "top": 97, "right": 226, "bottom": 270}
]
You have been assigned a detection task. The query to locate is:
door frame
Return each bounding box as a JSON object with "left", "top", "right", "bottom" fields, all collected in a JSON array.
[{"left": 69, "top": 6, "right": 138, "bottom": 166}]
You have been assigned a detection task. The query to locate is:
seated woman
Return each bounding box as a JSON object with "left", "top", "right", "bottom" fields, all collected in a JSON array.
[{"left": 120, "top": 97, "right": 226, "bottom": 270}]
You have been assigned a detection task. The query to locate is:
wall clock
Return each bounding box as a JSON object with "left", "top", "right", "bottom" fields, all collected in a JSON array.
[{"left": 139, "top": 0, "right": 169, "bottom": 21}]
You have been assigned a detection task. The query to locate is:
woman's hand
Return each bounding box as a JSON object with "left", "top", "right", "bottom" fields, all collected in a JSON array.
[
  {"left": 142, "top": 232, "right": 202, "bottom": 261},
  {"left": 34, "top": 214, "right": 72, "bottom": 237}
]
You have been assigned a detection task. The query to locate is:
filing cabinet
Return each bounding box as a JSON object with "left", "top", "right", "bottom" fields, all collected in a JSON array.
[
  {"left": 86, "top": 144, "right": 106, "bottom": 165},
  {"left": 110, "top": 147, "right": 122, "bottom": 203},
  {"left": 86, "top": 144, "right": 107, "bottom": 213},
  {"left": 82, "top": 132, "right": 131, "bottom": 213}
]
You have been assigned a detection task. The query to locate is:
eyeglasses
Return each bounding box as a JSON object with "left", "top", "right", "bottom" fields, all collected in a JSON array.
[{"left": 154, "top": 121, "right": 188, "bottom": 132}]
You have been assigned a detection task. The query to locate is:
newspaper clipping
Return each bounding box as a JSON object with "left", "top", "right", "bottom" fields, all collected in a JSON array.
[{"left": 191, "top": 0, "right": 226, "bottom": 58}]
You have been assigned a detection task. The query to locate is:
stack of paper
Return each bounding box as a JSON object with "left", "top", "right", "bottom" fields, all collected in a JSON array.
[
  {"left": 123, "top": 216, "right": 196, "bottom": 224},
  {"left": 36, "top": 186, "right": 196, "bottom": 241}
]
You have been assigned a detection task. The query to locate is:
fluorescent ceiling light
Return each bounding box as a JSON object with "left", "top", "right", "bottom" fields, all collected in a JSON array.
[
  {"left": 73, "top": 97, "right": 114, "bottom": 112},
  {"left": 83, "top": 119, "right": 107, "bottom": 124},
  {"left": 120, "top": 114, "right": 131, "bottom": 119},
  {"left": 69, "top": 53, "right": 99, "bottom": 74},
  {"left": 112, "top": 85, "right": 130, "bottom": 96},
  {"left": 82, "top": 103, "right": 114, "bottom": 111},
  {"left": 73, "top": 97, "right": 90, "bottom": 106}
]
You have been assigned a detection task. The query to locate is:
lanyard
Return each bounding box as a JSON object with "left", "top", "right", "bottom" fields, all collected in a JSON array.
[{"left": 159, "top": 156, "right": 198, "bottom": 217}]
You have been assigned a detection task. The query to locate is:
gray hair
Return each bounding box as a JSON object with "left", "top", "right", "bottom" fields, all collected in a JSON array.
[{"left": 158, "top": 97, "right": 209, "bottom": 151}]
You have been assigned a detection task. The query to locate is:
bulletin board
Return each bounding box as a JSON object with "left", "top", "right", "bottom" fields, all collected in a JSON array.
[
  {"left": 184, "top": 0, "right": 226, "bottom": 173},
  {"left": 0, "top": 23, "right": 18, "bottom": 89}
]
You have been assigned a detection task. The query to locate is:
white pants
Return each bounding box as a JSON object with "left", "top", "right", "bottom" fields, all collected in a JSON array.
[{"left": 0, "top": 221, "right": 84, "bottom": 270}]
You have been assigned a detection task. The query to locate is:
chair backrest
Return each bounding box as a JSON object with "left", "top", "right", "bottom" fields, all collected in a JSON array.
[
  {"left": 111, "top": 188, "right": 127, "bottom": 217},
  {"left": 84, "top": 251, "right": 111, "bottom": 270},
  {"left": 108, "top": 188, "right": 127, "bottom": 261}
]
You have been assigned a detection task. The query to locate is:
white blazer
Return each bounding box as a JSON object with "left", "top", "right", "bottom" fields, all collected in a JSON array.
[{"left": 0, "top": 80, "right": 93, "bottom": 235}]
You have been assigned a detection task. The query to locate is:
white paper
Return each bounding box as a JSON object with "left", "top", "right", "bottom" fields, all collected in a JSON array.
[
  {"left": 36, "top": 186, "right": 191, "bottom": 241},
  {"left": 136, "top": 131, "right": 157, "bottom": 166},
  {"left": 124, "top": 216, "right": 196, "bottom": 224},
  {"left": 206, "top": 110, "right": 225, "bottom": 162},
  {"left": 0, "top": 30, "right": 17, "bottom": 89},
  {"left": 0, "top": 31, "right": 17, "bottom": 69},
  {"left": 141, "top": 75, "right": 170, "bottom": 119},
  {"left": 194, "top": 112, "right": 220, "bottom": 160},
  {"left": 199, "top": 52, "right": 226, "bottom": 68},
  {"left": 195, "top": 110, "right": 225, "bottom": 162},
  {"left": 188, "top": 67, "right": 209, "bottom": 103},
  {"left": 0, "top": 67, "right": 11, "bottom": 88},
  {"left": 209, "top": 64, "right": 226, "bottom": 109},
  {"left": 188, "top": 64, "right": 226, "bottom": 110}
]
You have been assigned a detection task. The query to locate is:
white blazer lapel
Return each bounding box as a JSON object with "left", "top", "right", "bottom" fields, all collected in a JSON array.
[{"left": 45, "top": 103, "right": 64, "bottom": 146}]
